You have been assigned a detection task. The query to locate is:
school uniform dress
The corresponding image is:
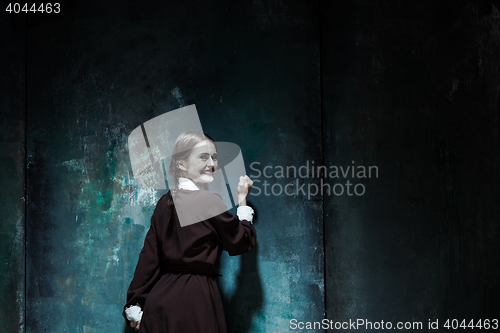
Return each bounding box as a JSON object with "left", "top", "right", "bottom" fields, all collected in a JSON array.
[{"left": 123, "top": 178, "right": 256, "bottom": 333}]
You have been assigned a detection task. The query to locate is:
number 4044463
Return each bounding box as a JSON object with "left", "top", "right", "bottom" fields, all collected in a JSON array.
[{"left": 6, "top": 3, "right": 60, "bottom": 13}]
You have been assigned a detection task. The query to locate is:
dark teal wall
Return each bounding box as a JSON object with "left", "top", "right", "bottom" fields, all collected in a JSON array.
[
  {"left": 1, "top": 1, "right": 499, "bottom": 332},
  {"left": 22, "top": 1, "right": 323, "bottom": 332},
  {"left": 321, "top": 0, "right": 500, "bottom": 327},
  {"left": 0, "top": 13, "right": 25, "bottom": 333}
]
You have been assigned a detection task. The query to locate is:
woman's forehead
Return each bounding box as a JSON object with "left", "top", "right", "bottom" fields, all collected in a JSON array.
[{"left": 192, "top": 140, "right": 217, "bottom": 152}]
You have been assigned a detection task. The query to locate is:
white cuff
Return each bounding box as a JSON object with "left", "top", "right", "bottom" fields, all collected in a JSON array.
[
  {"left": 237, "top": 206, "right": 254, "bottom": 223},
  {"left": 125, "top": 304, "right": 143, "bottom": 322}
]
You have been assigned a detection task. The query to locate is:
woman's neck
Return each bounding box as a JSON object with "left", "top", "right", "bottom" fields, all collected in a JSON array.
[{"left": 178, "top": 177, "right": 201, "bottom": 191}]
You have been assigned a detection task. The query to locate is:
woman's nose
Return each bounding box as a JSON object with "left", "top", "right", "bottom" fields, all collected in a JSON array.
[{"left": 207, "top": 158, "right": 215, "bottom": 166}]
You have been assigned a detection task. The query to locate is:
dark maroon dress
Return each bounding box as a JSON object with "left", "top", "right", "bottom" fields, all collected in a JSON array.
[{"left": 123, "top": 189, "right": 257, "bottom": 333}]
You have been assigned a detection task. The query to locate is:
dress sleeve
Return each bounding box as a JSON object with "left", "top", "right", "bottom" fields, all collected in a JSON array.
[
  {"left": 207, "top": 192, "right": 257, "bottom": 256},
  {"left": 122, "top": 196, "right": 167, "bottom": 324}
]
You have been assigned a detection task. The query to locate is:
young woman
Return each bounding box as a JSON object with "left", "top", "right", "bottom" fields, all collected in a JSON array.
[{"left": 123, "top": 131, "right": 256, "bottom": 333}]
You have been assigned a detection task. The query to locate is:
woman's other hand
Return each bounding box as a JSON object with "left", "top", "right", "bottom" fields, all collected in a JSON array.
[
  {"left": 130, "top": 320, "right": 141, "bottom": 331},
  {"left": 237, "top": 175, "right": 253, "bottom": 206}
]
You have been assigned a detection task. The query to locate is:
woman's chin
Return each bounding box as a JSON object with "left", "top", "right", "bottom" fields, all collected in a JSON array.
[{"left": 198, "top": 174, "right": 214, "bottom": 183}]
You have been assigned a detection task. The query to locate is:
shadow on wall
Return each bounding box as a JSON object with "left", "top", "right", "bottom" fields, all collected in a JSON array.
[{"left": 221, "top": 242, "right": 263, "bottom": 333}]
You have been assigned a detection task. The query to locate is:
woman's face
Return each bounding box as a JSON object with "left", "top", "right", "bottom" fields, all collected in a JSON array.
[{"left": 179, "top": 140, "right": 218, "bottom": 184}]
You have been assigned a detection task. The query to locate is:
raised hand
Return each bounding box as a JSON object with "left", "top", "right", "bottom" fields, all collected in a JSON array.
[{"left": 237, "top": 175, "right": 253, "bottom": 206}]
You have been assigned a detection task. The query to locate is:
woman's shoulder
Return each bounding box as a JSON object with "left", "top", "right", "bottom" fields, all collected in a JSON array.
[
  {"left": 201, "top": 189, "right": 224, "bottom": 200},
  {"left": 197, "top": 189, "right": 226, "bottom": 208},
  {"left": 174, "top": 189, "right": 228, "bottom": 221},
  {"left": 162, "top": 190, "right": 174, "bottom": 200},
  {"left": 176, "top": 188, "right": 223, "bottom": 201},
  {"left": 156, "top": 191, "right": 173, "bottom": 205},
  {"left": 151, "top": 191, "right": 174, "bottom": 217}
]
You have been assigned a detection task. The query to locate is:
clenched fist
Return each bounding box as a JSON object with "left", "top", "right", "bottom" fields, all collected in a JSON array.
[{"left": 237, "top": 175, "right": 253, "bottom": 206}]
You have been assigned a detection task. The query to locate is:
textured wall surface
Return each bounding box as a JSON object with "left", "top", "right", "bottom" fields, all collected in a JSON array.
[
  {"left": 0, "top": 12, "right": 26, "bottom": 333},
  {"left": 22, "top": 1, "right": 323, "bottom": 332},
  {"left": 322, "top": 0, "right": 499, "bottom": 328},
  {"left": 1, "top": 0, "right": 499, "bottom": 332}
]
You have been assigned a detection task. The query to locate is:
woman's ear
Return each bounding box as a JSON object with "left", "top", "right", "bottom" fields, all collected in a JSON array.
[{"left": 178, "top": 161, "right": 187, "bottom": 171}]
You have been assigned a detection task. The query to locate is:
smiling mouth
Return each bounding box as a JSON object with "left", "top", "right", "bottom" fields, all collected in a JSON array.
[{"left": 201, "top": 170, "right": 213, "bottom": 175}]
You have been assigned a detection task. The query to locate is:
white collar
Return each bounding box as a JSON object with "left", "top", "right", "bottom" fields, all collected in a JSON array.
[{"left": 178, "top": 177, "right": 201, "bottom": 191}]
